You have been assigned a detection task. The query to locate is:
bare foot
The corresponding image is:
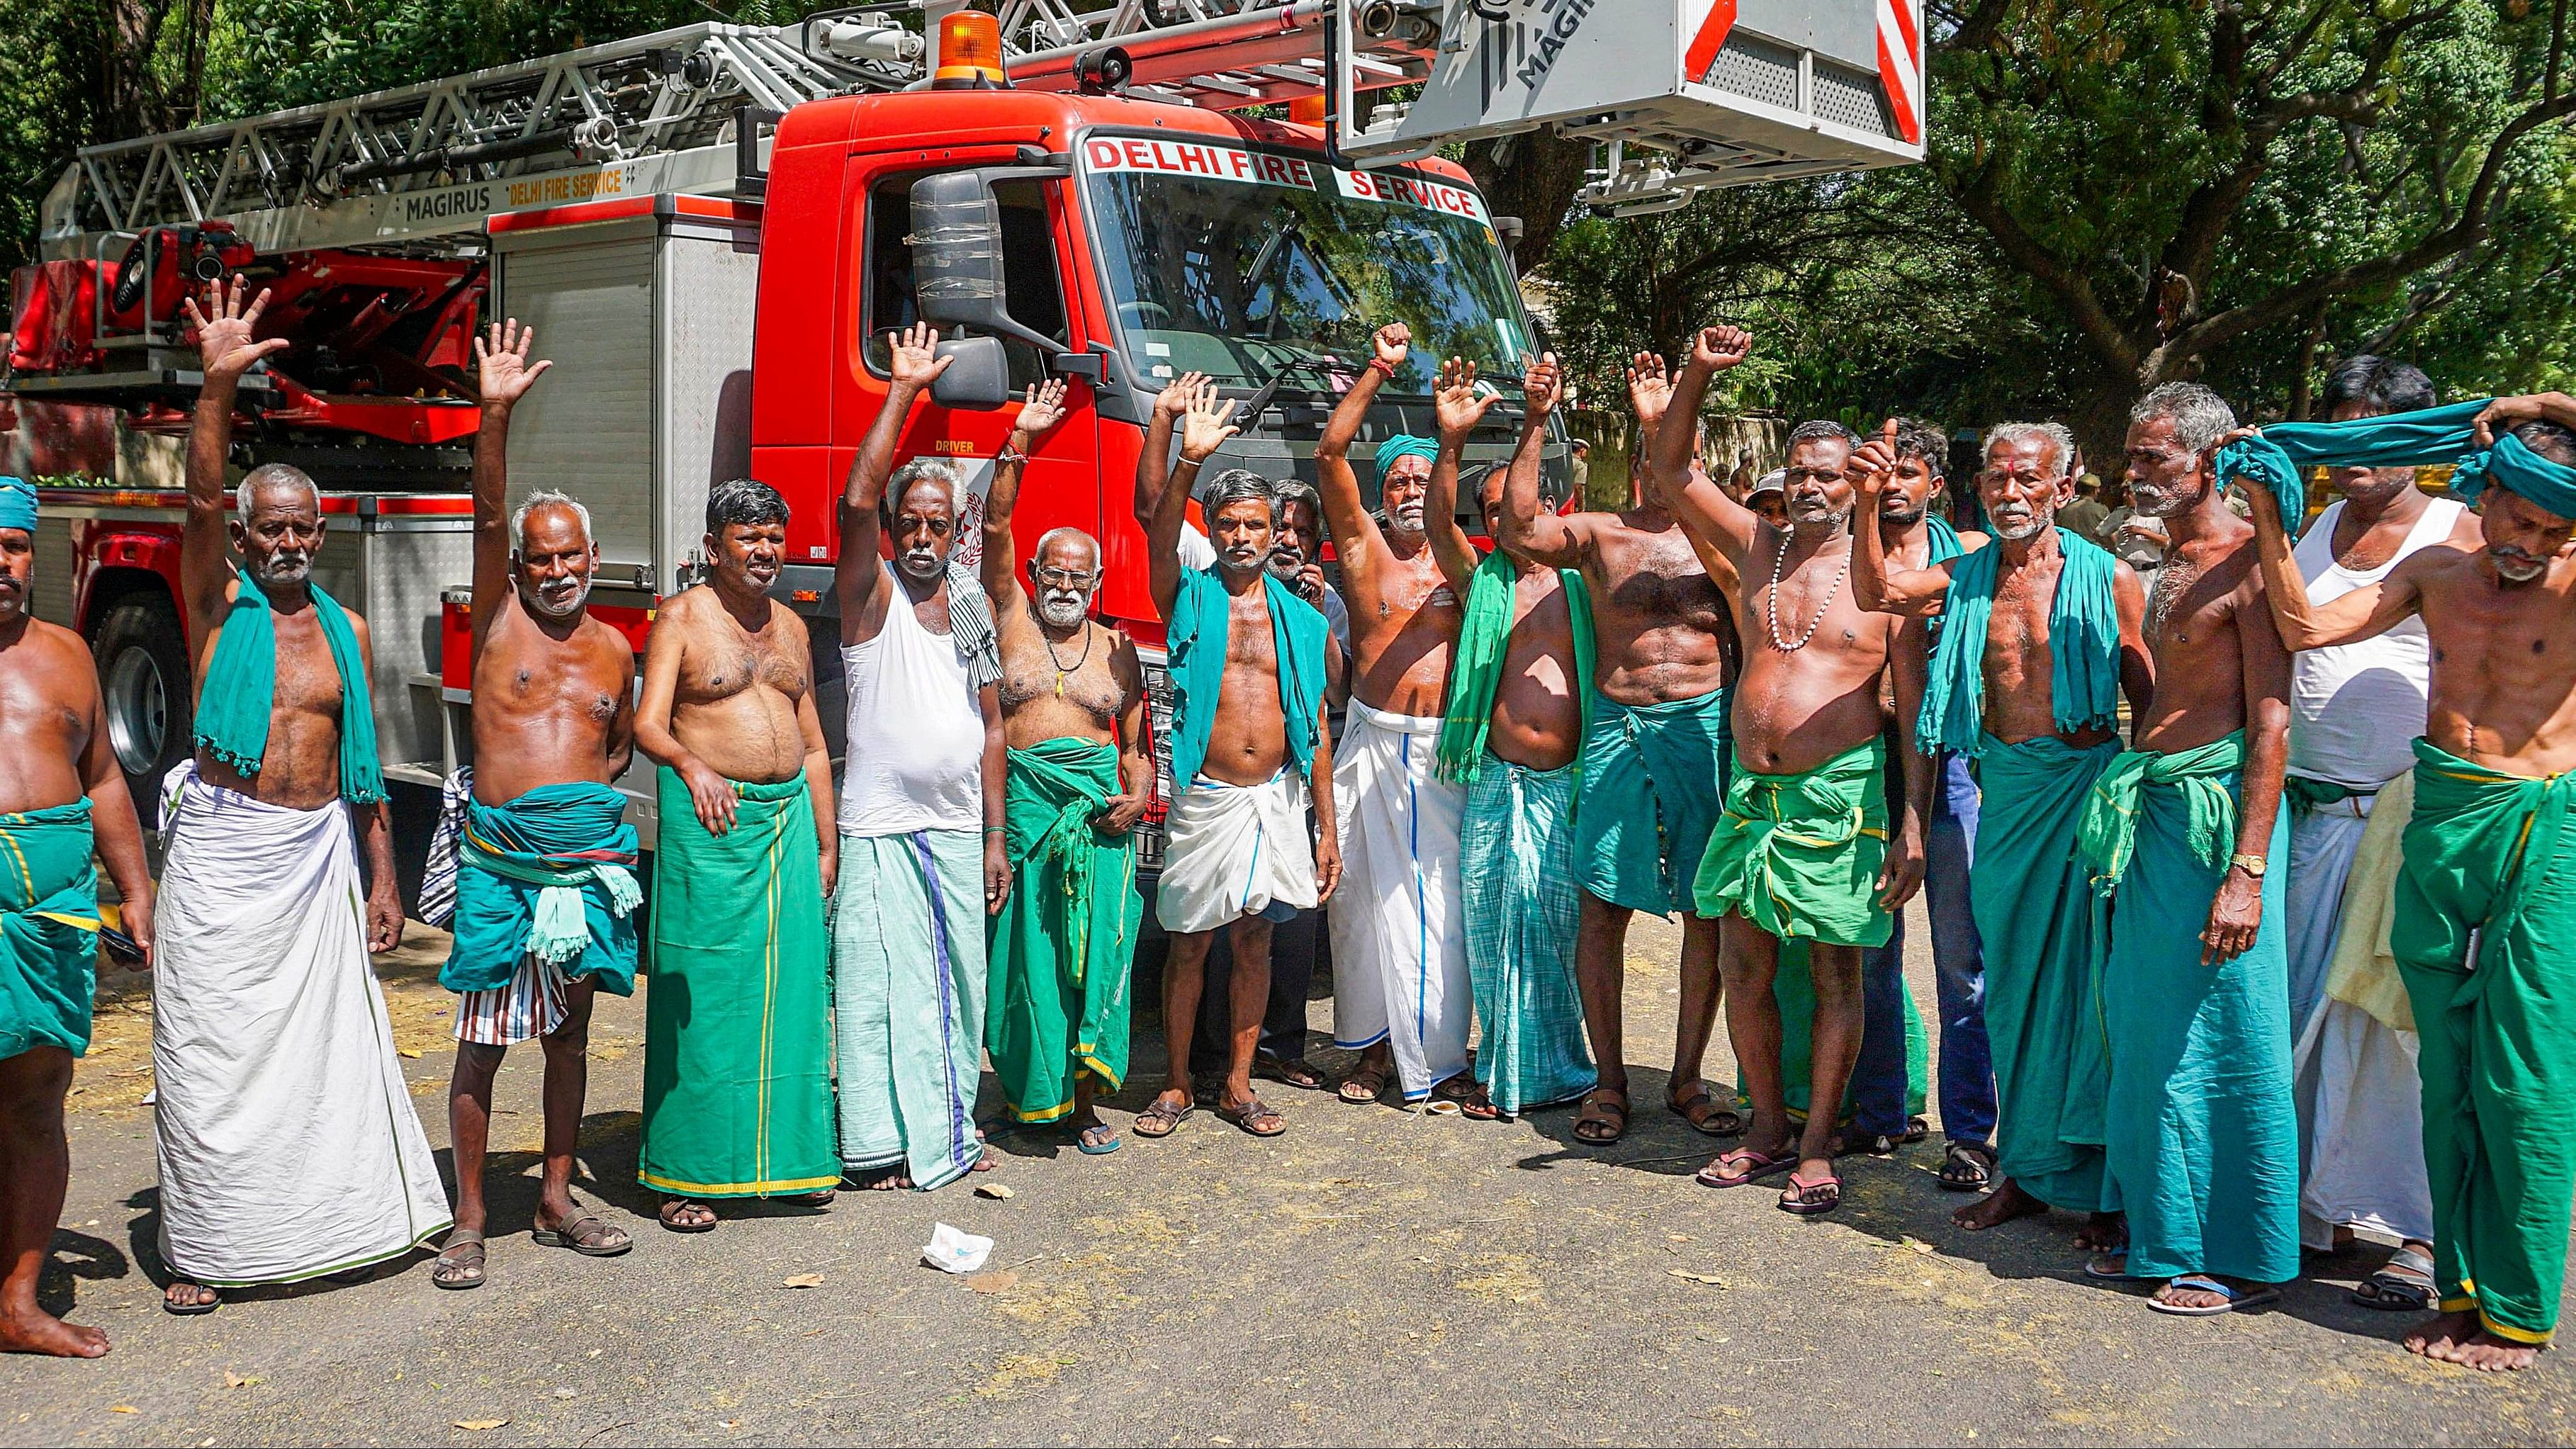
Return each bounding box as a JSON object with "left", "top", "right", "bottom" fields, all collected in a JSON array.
[
  {"left": 2074, "top": 1212, "right": 2127, "bottom": 1253},
  {"left": 855, "top": 1164, "right": 913, "bottom": 1190},
  {"left": 0, "top": 1304, "right": 111, "bottom": 1357},
  {"left": 1952, "top": 1178, "right": 2049, "bottom": 1231},
  {"left": 2444, "top": 1329, "right": 2544, "bottom": 1372},
  {"left": 2405, "top": 1309, "right": 2479, "bottom": 1358}
]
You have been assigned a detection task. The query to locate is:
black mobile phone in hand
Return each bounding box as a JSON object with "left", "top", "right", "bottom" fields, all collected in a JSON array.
[{"left": 99, "top": 925, "right": 145, "bottom": 966}]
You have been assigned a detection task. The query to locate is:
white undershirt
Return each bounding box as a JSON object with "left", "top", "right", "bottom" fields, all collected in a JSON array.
[
  {"left": 2288, "top": 497, "right": 2464, "bottom": 789},
  {"left": 838, "top": 563, "right": 986, "bottom": 836}
]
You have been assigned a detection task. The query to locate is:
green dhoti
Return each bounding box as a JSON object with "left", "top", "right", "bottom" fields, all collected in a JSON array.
[
  {"left": 1974, "top": 733, "right": 2117, "bottom": 1211},
  {"left": 1573, "top": 688, "right": 1730, "bottom": 916},
  {"left": 986, "top": 740, "right": 1140, "bottom": 1125},
  {"left": 834, "top": 826, "right": 986, "bottom": 1190},
  {"left": 639, "top": 772, "right": 839, "bottom": 1199},
  {"left": 2393, "top": 739, "right": 2576, "bottom": 1346},
  {"left": 1463, "top": 752, "right": 1597, "bottom": 1117},
  {"left": 1694, "top": 737, "right": 1892, "bottom": 948},
  {"left": 2081, "top": 733, "right": 2298, "bottom": 1283},
  {"left": 0, "top": 801, "right": 101, "bottom": 1060}
]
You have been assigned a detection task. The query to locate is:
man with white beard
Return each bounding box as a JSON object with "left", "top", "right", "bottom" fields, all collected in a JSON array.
[{"left": 434, "top": 322, "right": 643, "bottom": 1285}]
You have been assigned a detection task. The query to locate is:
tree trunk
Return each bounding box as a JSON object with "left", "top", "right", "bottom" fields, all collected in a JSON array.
[
  {"left": 2067, "top": 373, "right": 2139, "bottom": 490},
  {"left": 89, "top": 0, "right": 176, "bottom": 141},
  {"left": 1463, "top": 132, "right": 1591, "bottom": 274}
]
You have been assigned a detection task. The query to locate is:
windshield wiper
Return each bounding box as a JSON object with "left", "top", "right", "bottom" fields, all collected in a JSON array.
[{"left": 1237, "top": 354, "right": 1346, "bottom": 422}]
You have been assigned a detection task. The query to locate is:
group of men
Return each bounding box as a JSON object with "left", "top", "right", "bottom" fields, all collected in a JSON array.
[{"left": 4, "top": 281, "right": 2575, "bottom": 1378}]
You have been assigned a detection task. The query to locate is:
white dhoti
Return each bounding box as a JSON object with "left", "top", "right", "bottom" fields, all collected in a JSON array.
[
  {"left": 1157, "top": 769, "right": 1318, "bottom": 935},
  {"left": 152, "top": 765, "right": 450, "bottom": 1285},
  {"left": 1327, "top": 701, "right": 1470, "bottom": 1103},
  {"left": 2289, "top": 776, "right": 2435, "bottom": 1250}
]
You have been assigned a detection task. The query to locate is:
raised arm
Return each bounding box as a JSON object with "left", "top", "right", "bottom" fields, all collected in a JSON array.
[
  {"left": 468, "top": 320, "right": 551, "bottom": 653},
  {"left": 2242, "top": 474, "right": 2426, "bottom": 650},
  {"left": 1655, "top": 325, "right": 1762, "bottom": 567},
  {"left": 1133, "top": 371, "right": 1204, "bottom": 523},
  {"left": 981, "top": 378, "right": 1069, "bottom": 611},
  {"left": 2475, "top": 391, "right": 2576, "bottom": 441},
  {"left": 178, "top": 277, "right": 290, "bottom": 643},
  {"left": 838, "top": 322, "right": 949, "bottom": 624},
  {"left": 1312, "top": 322, "right": 1407, "bottom": 570},
  {"left": 1497, "top": 350, "right": 1586, "bottom": 568},
  {"left": 1144, "top": 379, "right": 1240, "bottom": 619},
  {"left": 1849, "top": 419, "right": 1959, "bottom": 616},
  {"left": 1423, "top": 356, "right": 1497, "bottom": 592}
]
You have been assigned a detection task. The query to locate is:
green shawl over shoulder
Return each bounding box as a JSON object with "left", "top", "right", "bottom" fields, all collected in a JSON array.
[
  {"left": 1436, "top": 550, "right": 1595, "bottom": 785},
  {"left": 1166, "top": 566, "right": 1327, "bottom": 791},
  {"left": 193, "top": 568, "right": 386, "bottom": 804},
  {"left": 1918, "top": 529, "right": 2122, "bottom": 757}
]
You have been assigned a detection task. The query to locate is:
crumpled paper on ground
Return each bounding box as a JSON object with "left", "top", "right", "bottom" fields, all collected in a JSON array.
[{"left": 922, "top": 1222, "right": 994, "bottom": 1273}]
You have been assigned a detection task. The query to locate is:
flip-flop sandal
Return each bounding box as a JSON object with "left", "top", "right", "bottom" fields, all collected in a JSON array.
[
  {"left": 431, "top": 1230, "right": 488, "bottom": 1291},
  {"left": 161, "top": 1285, "right": 223, "bottom": 1316},
  {"left": 1337, "top": 1064, "right": 1392, "bottom": 1105},
  {"left": 1256, "top": 1054, "right": 1329, "bottom": 1092},
  {"left": 1132, "top": 1098, "right": 1193, "bottom": 1139},
  {"left": 2084, "top": 1252, "right": 2139, "bottom": 1282},
  {"left": 531, "top": 1211, "right": 633, "bottom": 1258},
  {"left": 1570, "top": 1088, "right": 1630, "bottom": 1146},
  {"left": 1076, "top": 1123, "right": 1123, "bottom": 1155},
  {"left": 1777, "top": 1170, "right": 1843, "bottom": 1216},
  {"left": 2147, "top": 1275, "right": 2280, "bottom": 1316},
  {"left": 1669, "top": 1083, "right": 1743, "bottom": 1138},
  {"left": 658, "top": 1199, "right": 718, "bottom": 1234},
  {"left": 1938, "top": 1141, "right": 1998, "bottom": 1192},
  {"left": 1695, "top": 1144, "right": 1799, "bottom": 1188},
  {"left": 2350, "top": 1247, "right": 2437, "bottom": 1311},
  {"left": 1433, "top": 1075, "right": 1501, "bottom": 1121},
  {"left": 1216, "top": 1095, "right": 1288, "bottom": 1137}
]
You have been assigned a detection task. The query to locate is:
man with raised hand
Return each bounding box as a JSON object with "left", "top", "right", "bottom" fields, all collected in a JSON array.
[
  {"left": 1852, "top": 422, "right": 2152, "bottom": 1244},
  {"left": 633, "top": 476, "right": 840, "bottom": 1232},
  {"left": 439, "top": 322, "right": 644, "bottom": 1285},
  {"left": 831, "top": 322, "right": 1008, "bottom": 1192},
  {"left": 2239, "top": 393, "right": 2576, "bottom": 1370},
  {"left": 979, "top": 380, "right": 1149, "bottom": 1154},
  {"left": 1423, "top": 355, "right": 1598, "bottom": 1121},
  {"left": 2071, "top": 381, "right": 2296, "bottom": 1317},
  {"left": 1648, "top": 325, "right": 1928, "bottom": 1217},
  {"left": 1495, "top": 351, "right": 1739, "bottom": 1149},
  {"left": 154, "top": 278, "right": 448, "bottom": 1314},
  {"left": 0, "top": 476, "right": 154, "bottom": 1356},
  {"left": 1140, "top": 380, "right": 1336, "bottom": 1141}
]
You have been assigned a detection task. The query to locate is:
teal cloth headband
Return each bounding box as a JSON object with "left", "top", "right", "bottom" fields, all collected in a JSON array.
[
  {"left": 2214, "top": 398, "right": 2576, "bottom": 534},
  {"left": 1376, "top": 434, "right": 1438, "bottom": 473},
  {"left": 0, "top": 475, "right": 33, "bottom": 533}
]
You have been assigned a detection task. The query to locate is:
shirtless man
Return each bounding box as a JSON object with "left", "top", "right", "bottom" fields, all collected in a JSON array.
[
  {"left": 1496, "top": 352, "right": 1740, "bottom": 1148},
  {"left": 633, "top": 475, "right": 841, "bottom": 1229},
  {"left": 437, "top": 323, "right": 642, "bottom": 1284},
  {"left": 1650, "top": 325, "right": 1929, "bottom": 1216},
  {"left": 1851, "top": 422, "right": 2151, "bottom": 1242},
  {"left": 977, "top": 380, "right": 1149, "bottom": 1151},
  {"left": 2241, "top": 397, "right": 2576, "bottom": 1369},
  {"left": 1422, "top": 356, "right": 1600, "bottom": 1119},
  {"left": 0, "top": 479, "right": 154, "bottom": 1356},
  {"left": 2067, "top": 381, "right": 2295, "bottom": 1316},
  {"left": 1141, "top": 381, "right": 1337, "bottom": 1140},
  {"left": 1310, "top": 322, "right": 1478, "bottom": 1106},
  {"left": 154, "top": 278, "right": 447, "bottom": 1314}
]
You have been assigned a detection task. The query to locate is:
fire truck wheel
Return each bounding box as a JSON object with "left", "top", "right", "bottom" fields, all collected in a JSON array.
[{"left": 93, "top": 593, "right": 194, "bottom": 803}]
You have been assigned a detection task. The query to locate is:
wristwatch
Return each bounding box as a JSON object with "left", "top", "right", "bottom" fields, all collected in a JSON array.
[{"left": 2229, "top": 852, "right": 2268, "bottom": 878}]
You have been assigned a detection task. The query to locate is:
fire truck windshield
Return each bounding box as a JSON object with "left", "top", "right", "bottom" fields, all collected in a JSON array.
[{"left": 1079, "top": 135, "right": 1532, "bottom": 397}]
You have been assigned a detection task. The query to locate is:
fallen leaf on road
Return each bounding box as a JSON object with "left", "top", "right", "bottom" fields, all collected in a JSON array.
[
  {"left": 1901, "top": 1236, "right": 1936, "bottom": 1255},
  {"left": 452, "top": 1419, "right": 508, "bottom": 1431},
  {"left": 398, "top": 1049, "right": 422, "bottom": 1059},
  {"left": 780, "top": 1273, "right": 825, "bottom": 1289},
  {"left": 108, "top": 1406, "right": 137, "bottom": 1414},
  {"left": 223, "top": 1372, "right": 262, "bottom": 1389},
  {"left": 1668, "top": 1270, "right": 1728, "bottom": 1287},
  {"left": 967, "top": 1272, "right": 1018, "bottom": 1294},
  {"left": 974, "top": 1182, "right": 1014, "bottom": 1200}
]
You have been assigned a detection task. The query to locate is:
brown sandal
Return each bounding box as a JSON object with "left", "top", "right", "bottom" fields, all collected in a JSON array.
[
  {"left": 1337, "top": 1061, "right": 1392, "bottom": 1104},
  {"left": 1435, "top": 1074, "right": 1501, "bottom": 1121},
  {"left": 431, "top": 1230, "right": 487, "bottom": 1290},
  {"left": 1216, "top": 1094, "right": 1287, "bottom": 1137},
  {"left": 1571, "top": 1087, "right": 1629, "bottom": 1145},
  {"left": 1668, "top": 1081, "right": 1743, "bottom": 1137},
  {"left": 531, "top": 1210, "right": 632, "bottom": 1257},
  {"left": 1132, "top": 1097, "right": 1193, "bottom": 1138}
]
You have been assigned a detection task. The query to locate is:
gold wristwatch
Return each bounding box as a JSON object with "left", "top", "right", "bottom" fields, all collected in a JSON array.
[{"left": 2229, "top": 852, "right": 2268, "bottom": 878}]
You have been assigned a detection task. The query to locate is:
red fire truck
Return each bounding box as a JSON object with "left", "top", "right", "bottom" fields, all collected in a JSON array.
[{"left": 4, "top": 0, "right": 1925, "bottom": 873}]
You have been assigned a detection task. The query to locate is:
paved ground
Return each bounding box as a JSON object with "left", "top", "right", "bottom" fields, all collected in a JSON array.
[{"left": 6, "top": 906, "right": 2572, "bottom": 1447}]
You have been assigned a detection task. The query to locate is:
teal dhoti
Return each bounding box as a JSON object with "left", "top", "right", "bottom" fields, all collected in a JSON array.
[
  {"left": 1462, "top": 752, "right": 1597, "bottom": 1117},
  {"left": 0, "top": 801, "right": 101, "bottom": 1059},
  {"left": 834, "top": 827, "right": 986, "bottom": 1190}
]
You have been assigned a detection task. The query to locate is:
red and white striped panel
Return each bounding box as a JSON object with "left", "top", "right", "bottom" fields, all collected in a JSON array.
[{"left": 1683, "top": 0, "right": 1925, "bottom": 145}]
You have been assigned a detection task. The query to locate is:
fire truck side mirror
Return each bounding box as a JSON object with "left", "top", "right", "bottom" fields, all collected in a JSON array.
[
  {"left": 929, "top": 335, "right": 1012, "bottom": 411},
  {"left": 909, "top": 171, "right": 1063, "bottom": 357}
]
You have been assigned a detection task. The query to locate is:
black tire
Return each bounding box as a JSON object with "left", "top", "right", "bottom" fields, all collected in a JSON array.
[{"left": 91, "top": 592, "right": 194, "bottom": 808}]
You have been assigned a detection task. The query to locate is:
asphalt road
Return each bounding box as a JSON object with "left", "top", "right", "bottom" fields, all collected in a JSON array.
[{"left": 6, "top": 908, "right": 2571, "bottom": 1447}]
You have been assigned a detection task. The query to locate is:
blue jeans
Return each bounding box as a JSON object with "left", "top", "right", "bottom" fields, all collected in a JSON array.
[{"left": 1852, "top": 752, "right": 1996, "bottom": 1144}]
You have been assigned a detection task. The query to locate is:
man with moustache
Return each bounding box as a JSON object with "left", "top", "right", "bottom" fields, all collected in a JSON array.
[
  {"left": 2074, "top": 382, "right": 2296, "bottom": 1316},
  {"left": 1653, "top": 325, "right": 1929, "bottom": 1216},
  {"left": 1852, "top": 422, "right": 2152, "bottom": 1244},
  {"left": 437, "top": 322, "right": 643, "bottom": 1284},
  {"left": 154, "top": 279, "right": 448, "bottom": 1314},
  {"left": 0, "top": 476, "right": 155, "bottom": 1356},
  {"left": 1497, "top": 351, "right": 1740, "bottom": 1148},
  {"left": 1427, "top": 355, "right": 1599, "bottom": 1120},
  {"left": 1139, "top": 380, "right": 1337, "bottom": 1139},
  {"left": 831, "top": 322, "right": 1008, "bottom": 1190},
  {"left": 2234, "top": 391, "right": 2576, "bottom": 1369},
  {"left": 633, "top": 476, "right": 840, "bottom": 1231},
  {"left": 978, "top": 380, "right": 1149, "bottom": 1153}
]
